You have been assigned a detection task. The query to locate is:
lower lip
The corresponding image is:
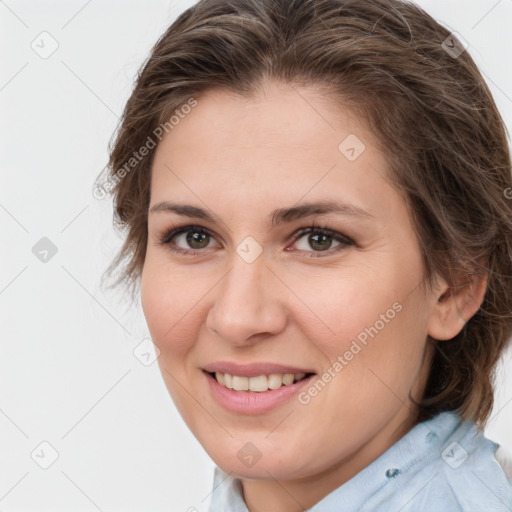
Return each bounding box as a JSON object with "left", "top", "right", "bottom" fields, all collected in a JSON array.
[{"left": 204, "top": 371, "right": 315, "bottom": 414}]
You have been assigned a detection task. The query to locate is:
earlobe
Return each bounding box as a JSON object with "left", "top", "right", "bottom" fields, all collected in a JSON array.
[{"left": 427, "top": 272, "right": 487, "bottom": 341}]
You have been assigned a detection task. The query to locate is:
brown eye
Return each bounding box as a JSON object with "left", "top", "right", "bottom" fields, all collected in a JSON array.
[
  {"left": 307, "top": 233, "right": 333, "bottom": 251},
  {"left": 291, "top": 227, "right": 354, "bottom": 255},
  {"left": 186, "top": 230, "right": 211, "bottom": 249},
  {"left": 159, "top": 225, "right": 218, "bottom": 253}
]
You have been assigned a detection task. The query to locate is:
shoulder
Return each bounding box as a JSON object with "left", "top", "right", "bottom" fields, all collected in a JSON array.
[
  {"left": 403, "top": 413, "right": 512, "bottom": 512},
  {"left": 495, "top": 445, "right": 512, "bottom": 481}
]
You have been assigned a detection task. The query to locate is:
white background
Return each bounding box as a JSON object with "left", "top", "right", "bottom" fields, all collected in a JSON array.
[{"left": 1, "top": 1, "right": 511, "bottom": 510}]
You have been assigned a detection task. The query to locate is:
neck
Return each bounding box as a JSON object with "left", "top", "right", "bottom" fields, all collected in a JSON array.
[{"left": 241, "top": 405, "right": 419, "bottom": 512}]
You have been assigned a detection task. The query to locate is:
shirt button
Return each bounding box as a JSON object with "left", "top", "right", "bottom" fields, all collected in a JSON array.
[
  {"left": 385, "top": 468, "right": 400, "bottom": 478},
  {"left": 425, "top": 431, "right": 438, "bottom": 443}
]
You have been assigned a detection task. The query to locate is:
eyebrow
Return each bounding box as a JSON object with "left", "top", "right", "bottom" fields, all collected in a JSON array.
[{"left": 148, "top": 200, "right": 373, "bottom": 226}]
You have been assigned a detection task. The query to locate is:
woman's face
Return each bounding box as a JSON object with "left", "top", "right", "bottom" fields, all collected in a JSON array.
[{"left": 141, "top": 81, "right": 441, "bottom": 481}]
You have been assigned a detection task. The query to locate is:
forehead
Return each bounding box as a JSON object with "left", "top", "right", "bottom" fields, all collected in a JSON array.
[
  {"left": 149, "top": 83, "right": 397, "bottom": 223},
  {"left": 155, "top": 82, "right": 373, "bottom": 155}
]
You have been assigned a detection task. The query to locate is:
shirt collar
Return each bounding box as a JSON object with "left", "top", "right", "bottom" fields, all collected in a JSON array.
[{"left": 208, "top": 411, "right": 462, "bottom": 512}]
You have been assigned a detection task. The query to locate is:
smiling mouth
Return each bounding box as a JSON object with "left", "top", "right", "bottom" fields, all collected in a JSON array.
[{"left": 205, "top": 370, "right": 315, "bottom": 392}]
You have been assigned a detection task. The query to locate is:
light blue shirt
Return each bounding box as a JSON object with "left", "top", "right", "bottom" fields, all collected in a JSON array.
[{"left": 208, "top": 411, "right": 512, "bottom": 511}]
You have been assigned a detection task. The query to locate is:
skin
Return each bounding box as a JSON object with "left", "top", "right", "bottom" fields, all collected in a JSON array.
[{"left": 141, "top": 80, "right": 486, "bottom": 512}]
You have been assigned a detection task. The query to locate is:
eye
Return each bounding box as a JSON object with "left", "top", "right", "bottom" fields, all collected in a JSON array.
[
  {"left": 158, "top": 225, "right": 219, "bottom": 254},
  {"left": 158, "top": 223, "right": 354, "bottom": 257},
  {"left": 288, "top": 226, "right": 354, "bottom": 256}
]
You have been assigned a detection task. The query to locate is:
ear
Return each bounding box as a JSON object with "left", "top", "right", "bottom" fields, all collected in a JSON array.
[{"left": 427, "top": 271, "right": 488, "bottom": 341}]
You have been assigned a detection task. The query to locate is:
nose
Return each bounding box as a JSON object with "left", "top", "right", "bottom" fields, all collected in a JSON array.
[{"left": 206, "top": 255, "right": 288, "bottom": 346}]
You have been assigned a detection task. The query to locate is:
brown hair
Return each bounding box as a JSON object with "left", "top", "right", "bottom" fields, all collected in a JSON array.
[{"left": 96, "top": 0, "right": 512, "bottom": 425}]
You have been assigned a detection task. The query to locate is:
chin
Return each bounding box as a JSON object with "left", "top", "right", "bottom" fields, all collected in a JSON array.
[{"left": 212, "top": 447, "right": 311, "bottom": 481}]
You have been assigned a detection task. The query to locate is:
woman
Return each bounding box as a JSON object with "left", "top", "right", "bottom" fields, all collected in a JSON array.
[{"left": 96, "top": 0, "right": 512, "bottom": 510}]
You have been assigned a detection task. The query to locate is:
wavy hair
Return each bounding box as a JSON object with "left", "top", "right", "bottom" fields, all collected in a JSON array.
[{"left": 96, "top": 0, "right": 512, "bottom": 425}]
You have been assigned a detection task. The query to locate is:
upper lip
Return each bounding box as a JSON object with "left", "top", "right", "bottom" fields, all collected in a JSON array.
[{"left": 203, "top": 362, "right": 315, "bottom": 378}]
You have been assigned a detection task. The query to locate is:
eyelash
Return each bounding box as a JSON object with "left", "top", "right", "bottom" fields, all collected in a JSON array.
[{"left": 157, "top": 223, "right": 355, "bottom": 258}]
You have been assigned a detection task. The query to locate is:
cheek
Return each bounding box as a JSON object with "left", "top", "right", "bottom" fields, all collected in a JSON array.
[
  {"left": 141, "top": 260, "right": 208, "bottom": 417},
  {"left": 140, "top": 257, "right": 203, "bottom": 356},
  {"left": 287, "top": 266, "right": 406, "bottom": 353},
  {"left": 288, "top": 253, "right": 430, "bottom": 400}
]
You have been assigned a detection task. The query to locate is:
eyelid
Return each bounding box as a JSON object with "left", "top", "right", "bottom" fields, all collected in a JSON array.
[
  {"left": 158, "top": 223, "right": 355, "bottom": 256},
  {"left": 285, "top": 225, "right": 355, "bottom": 257},
  {"left": 288, "top": 225, "right": 354, "bottom": 246},
  {"left": 157, "top": 224, "right": 220, "bottom": 255}
]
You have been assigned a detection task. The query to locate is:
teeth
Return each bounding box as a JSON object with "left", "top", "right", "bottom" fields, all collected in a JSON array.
[
  {"left": 268, "top": 373, "right": 284, "bottom": 389},
  {"left": 232, "top": 375, "right": 249, "bottom": 391},
  {"left": 213, "top": 371, "right": 309, "bottom": 392},
  {"left": 282, "top": 373, "right": 294, "bottom": 385},
  {"left": 249, "top": 375, "right": 268, "bottom": 392}
]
